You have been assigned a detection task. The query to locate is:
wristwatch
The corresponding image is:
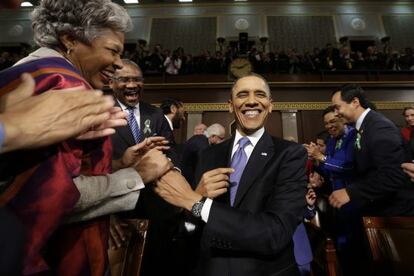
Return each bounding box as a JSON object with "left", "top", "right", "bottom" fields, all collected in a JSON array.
[{"left": 191, "top": 197, "right": 207, "bottom": 218}]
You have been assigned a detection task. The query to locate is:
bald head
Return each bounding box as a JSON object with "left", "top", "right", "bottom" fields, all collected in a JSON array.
[{"left": 194, "top": 123, "right": 207, "bottom": 135}]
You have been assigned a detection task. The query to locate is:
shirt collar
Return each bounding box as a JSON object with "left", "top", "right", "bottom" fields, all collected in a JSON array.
[
  {"left": 355, "top": 108, "right": 371, "bottom": 131},
  {"left": 117, "top": 99, "right": 140, "bottom": 112},
  {"left": 233, "top": 127, "right": 265, "bottom": 148},
  {"left": 164, "top": 115, "right": 173, "bottom": 131}
]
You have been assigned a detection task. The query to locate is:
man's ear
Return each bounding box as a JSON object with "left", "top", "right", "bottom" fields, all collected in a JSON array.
[
  {"left": 268, "top": 97, "right": 273, "bottom": 113},
  {"left": 228, "top": 99, "right": 233, "bottom": 113},
  {"left": 171, "top": 105, "right": 177, "bottom": 114},
  {"left": 352, "top": 97, "right": 360, "bottom": 108},
  {"left": 108, "top": 78, "right": 114, "bottom": 88}
]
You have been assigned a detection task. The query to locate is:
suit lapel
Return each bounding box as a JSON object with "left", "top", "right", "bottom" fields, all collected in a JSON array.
[
  {"left": 140, "top": 104, "right": 153, "bottom": 139},
  {"left": 114, "top": 101, "right": 136, "bottom": 146},
  {"left": 354, "top": 110, "right": 373, "bottom": 169},
  {"left": 208, "top": 137, "right": 234, "bottom": 204},
  {"left": 233, "top": 132, "right": 274, "bottom": 207}
]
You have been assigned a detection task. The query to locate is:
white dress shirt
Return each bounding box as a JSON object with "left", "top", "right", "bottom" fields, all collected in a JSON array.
[
  {"left": 200, "top": 127, "right": 265, "bottom": 222},
  {"left": 117, "top": 100, "right": 141, "bottom": 128},
  {"left": 164, "top": 115, "right": 174, "bottom": 131},
  {"left": 355, "top": 108, "right": 371, "bottom": 131}
]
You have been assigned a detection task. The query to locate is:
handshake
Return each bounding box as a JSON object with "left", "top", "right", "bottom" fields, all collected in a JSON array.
[
  {"left": 116, "top": 136, "right": 235, "bottom": 205},
  {"left": 113, "top": 136, "right": 174, "bottom": 184}
]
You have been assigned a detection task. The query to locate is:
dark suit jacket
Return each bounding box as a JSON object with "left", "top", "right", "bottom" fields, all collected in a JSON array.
[
  {"left": 180, "top": 135, "right": 210, "bottom": 188},
  {"left": 193, "top": 131, "right": 308, "bottom": 276},
  {"left": 347, "top": 110, "right": 414, "bottom": 216},
  {"left": 111, "top": 101, "right": 172, "bottom": 159},
  {"left": 111, "top": 101, "right": 179, "bottom": 276}
]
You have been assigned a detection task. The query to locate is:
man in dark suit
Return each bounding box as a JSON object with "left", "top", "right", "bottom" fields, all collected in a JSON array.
[
  {"left": 109, "top": 59, "right": 172, "bottom": 160},
  {"left": 109, "top": 59, "right": 180, "bottom": 276},
  {"left": 330, "top": 84, "right": 414, "bottom": 216},
  {"left": 155, "top": 73, "right": 308, "bottom": 276},
  {"left": 180, "top": 123, "right": 226, "bottom": 188}
]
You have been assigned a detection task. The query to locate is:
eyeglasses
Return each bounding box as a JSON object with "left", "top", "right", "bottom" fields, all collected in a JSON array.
[{"left": 112, "top": 76, "right": 144, "bottom": 83}]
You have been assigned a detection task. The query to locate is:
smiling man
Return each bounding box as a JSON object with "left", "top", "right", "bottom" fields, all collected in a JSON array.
[
  {"left": 154, "top": 73, "right": 308, "bottom": 276},
  {"left": 329, "top": 84, "right": 414, "bottom": 216},
  {"left": 109, "top": 59, "right": 180, "bottom": 276},
  {"left": 109, "top": 59, "right": 172, "bottom": 158},
  {"left": 307, "top": 105, "right": 356, "bottom": 189}
]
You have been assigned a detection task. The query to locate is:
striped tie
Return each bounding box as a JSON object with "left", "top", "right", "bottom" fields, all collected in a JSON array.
[{"left": 127, "top": 106, "right": 141, "bottom": 143}]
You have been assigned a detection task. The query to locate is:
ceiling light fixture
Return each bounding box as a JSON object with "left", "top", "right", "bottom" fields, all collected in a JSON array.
[
  {"left": 20, "top": 1, "right": 33, "bottom": 7},
  {"left": 123, "top": 0, "right": 139, "bottom": 3},
  {"left": 179, "top": 0, "right": 193, "bottom": 2}
]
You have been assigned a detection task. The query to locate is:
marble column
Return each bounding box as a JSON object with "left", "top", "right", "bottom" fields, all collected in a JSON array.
[{"left": 281, "top": 110, "right": 298, "bottom": 142}]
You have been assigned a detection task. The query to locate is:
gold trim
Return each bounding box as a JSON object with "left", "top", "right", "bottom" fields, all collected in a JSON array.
[
  {"left": 146, "top": 81, "right": 414, "bottom": 89},
  {"left": 177, "top": 101, "right": 414, "bottom": 112}
]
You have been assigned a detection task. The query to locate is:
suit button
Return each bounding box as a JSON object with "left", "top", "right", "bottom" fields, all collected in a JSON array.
[{"left": 126, "top": 180, "right": 136, "bottom": 189}]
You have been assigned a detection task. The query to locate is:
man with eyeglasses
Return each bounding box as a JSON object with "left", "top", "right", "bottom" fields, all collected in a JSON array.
[
  {"left": 305, "top": 105, "right": 360, "bottom": 276},
  {"left": 109, "top": 59, "right": 172, "bottom": 160},
  {"left": 109, "top": 59, "right": 180, "bottom": 276}
]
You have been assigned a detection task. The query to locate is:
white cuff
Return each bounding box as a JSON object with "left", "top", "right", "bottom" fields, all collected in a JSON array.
[{"left": 201, "top": 198, "right": 213, "bottom": 223}]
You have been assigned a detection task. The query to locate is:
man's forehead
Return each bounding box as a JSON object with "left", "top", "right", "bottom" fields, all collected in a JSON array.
[
  {"left": 324, "top": 112, "right": 336, "bottom": 120},
  {"left": 116, "top": 65, "right": 142, "bottom": 76},
  {"left": 232, "top": 76, "right": 270, "bottom": 94}
]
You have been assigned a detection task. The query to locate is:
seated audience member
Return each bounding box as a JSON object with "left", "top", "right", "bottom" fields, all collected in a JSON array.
[
  {"left": 401, "top": 106, "right": 414, "bottom": 160},
  {"left": 193, "top": 123, "right": 207, "bottom": 135},
  {"left": 164, "top": 50, "right": 182, "bottom": 75},
  {"left": 155, "top": 74, "right": 308, "bottom": 276},
  {"left": 181, "top": 123, "right": 226, "bottom": 187}
]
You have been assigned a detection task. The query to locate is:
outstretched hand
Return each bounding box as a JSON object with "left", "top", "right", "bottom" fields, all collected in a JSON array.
[{"left": 0, "top": 73, "right": 127, "bottom": 152}]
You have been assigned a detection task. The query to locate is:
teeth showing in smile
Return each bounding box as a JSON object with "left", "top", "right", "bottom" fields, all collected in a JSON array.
[{"left": 244, "top": 110, "right": 259, "bottom": 118}]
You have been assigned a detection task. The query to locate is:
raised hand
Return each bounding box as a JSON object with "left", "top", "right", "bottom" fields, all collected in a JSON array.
[{"left": 195, "top": 168, "right": 234, "bottom": 198}]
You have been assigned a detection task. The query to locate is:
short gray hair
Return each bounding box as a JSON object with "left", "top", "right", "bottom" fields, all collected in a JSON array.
[
  {"left": 206, "top": 123, "right": 225, "bottom": 138},
  {"left": 121, "top": 59, "right": 142, "bottom": 72},
  {"left": 32, "top": 0, "right": 132, "bottom": 48}
]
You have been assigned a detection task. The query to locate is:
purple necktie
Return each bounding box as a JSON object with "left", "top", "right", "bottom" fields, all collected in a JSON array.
[{"left": 229, "top": 137, "right": 251, "bottom": 206}]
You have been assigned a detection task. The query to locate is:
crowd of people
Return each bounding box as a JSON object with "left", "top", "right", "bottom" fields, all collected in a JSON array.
[
  {"left": 106, "top": 42, "right": 414, "bottom": 75},
  {"left": 3, "top": 42, "right": 414, "bottom": 75},
  {"left": 1, "top": 0, "right": 414, "bottom": 276}
]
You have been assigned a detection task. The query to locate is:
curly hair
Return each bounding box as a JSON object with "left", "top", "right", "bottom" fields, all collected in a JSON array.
[{"left": 31, "top": 0, "right": 132, "bottom": 49}]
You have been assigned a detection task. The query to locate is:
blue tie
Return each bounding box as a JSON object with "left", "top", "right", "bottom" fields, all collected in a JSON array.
[
  {"left": 127, "top": 106, "right": 141, "bottom": 143},
  {"left": 229, "top": 137, "right": 251, "bottom": 206}
]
